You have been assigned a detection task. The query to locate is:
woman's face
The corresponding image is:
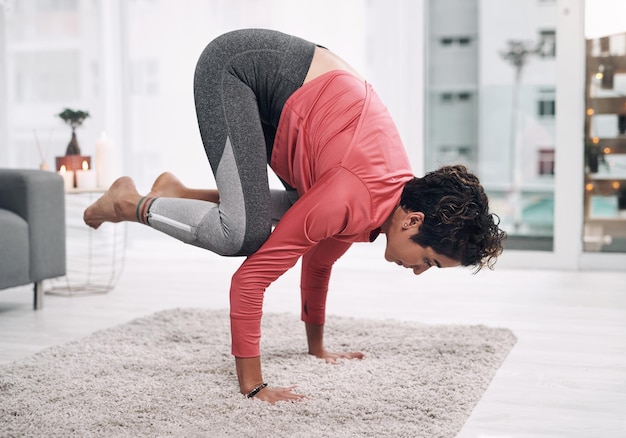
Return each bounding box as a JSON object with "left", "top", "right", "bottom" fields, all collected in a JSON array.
[{"left": 383, "top": 210, "right": 460, "bottom": 275}]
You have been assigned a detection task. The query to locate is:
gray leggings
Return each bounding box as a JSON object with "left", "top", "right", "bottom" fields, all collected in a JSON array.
[{"left": 147, "top": 29, "right": 315, "bottom": 256}]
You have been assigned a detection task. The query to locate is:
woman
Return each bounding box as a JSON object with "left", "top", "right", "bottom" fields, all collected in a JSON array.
[{"left": 84, "top": 29, "right": 505, "bottom": 404}]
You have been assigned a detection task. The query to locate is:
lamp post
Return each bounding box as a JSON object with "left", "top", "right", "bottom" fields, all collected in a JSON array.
[{"left": 500, "top": 40, "right": 540, "bottom": 233}]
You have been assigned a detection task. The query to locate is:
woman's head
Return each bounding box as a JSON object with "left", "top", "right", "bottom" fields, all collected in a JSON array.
[{"left": 398, "top": 165, "right": 506, "bottom": 272}]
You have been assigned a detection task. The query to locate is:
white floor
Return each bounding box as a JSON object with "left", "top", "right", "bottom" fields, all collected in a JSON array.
[{"left": 1, "top": 231, "right": 625, "bottom": 438}]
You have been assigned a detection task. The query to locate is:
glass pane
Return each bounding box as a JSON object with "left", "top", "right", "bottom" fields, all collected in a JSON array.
[
  {"left": 424, "top": 0, "right": 557, "bottom": 251},
  {"left": 14, "top": 51, "right": 80, "bottom": 102},
  {"left": 583, "top": 0, "right": 626, "bottom": 252},
  {"left": 2, "top": 0, "right": 102, "bottom": 169},
  {"left": 7, "top": 0, "right": 81, "bottom": 41}
]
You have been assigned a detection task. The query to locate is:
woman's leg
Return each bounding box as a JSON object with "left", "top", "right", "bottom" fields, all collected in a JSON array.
[
  {"left": 149, "top": 172, "right": 219, "bottom": 203},
  {"left": 84, "top": 173, "right": 297, "bottom": 228},
  {"left": 83, "top": 171, "right": 218, "bottom": 229},
  {"left": 85, "top": 30, "right": 314, "bottom": 257}
]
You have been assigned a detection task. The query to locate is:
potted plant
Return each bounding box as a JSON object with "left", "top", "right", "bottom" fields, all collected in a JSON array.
[{"left": 58, "top": 108, "right": 90, "bottom": 155}]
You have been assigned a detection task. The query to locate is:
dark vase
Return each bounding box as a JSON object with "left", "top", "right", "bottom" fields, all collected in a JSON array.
[{"left": 65, "top": 130, "right": 81, "bottom": 155}]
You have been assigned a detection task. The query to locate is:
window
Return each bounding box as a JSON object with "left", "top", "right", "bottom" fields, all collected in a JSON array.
[
  {"left": 439, "top": 145, "right": 474, "bottom": 165},
  {"left": 37, "top": 0, "right": 79, "bottom": 12},
  {"left": 440, "top": 92, "right": 473, "bottom": 103},
  {"left": 439, "top": 36, "right": 473, "bottom": 48},
  {"left": 14, "top": 51, "right": 80, "bottom": 102},
  {"left": 440, "top": 93, "right": 453, "bottom": 103},
  {"left": 131, "top": 59, "right": 160, "bottom": 96},
  {"left": 538, "top": 88, "right": 556, "bottom": 117},
  {"left": 538, "top": 29, "right": 556, "bottom": 57},
  {"left": 538, "top": 99, "right": 555, "bottom": 117},
  {"left": 538, "top": 148, "right": 555, "bottom": 175}
]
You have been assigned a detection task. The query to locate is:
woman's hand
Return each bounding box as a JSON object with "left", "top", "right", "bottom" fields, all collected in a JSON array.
[
  {"left": 251, "top": 386, "right": 306, "bottom": 404},
  {"left": 305, "top": 322, "right": 365, "bottom": 364},
  {"left": 236, "top": 357, "right": 306, "bottom": 404},
  {"left": 312, "top": 349, "right": 365, "bottom": 364}
]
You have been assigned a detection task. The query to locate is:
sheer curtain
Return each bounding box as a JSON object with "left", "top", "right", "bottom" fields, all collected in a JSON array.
[
  {"left": 120, "top": 0, "right": 422, "bottom": 191},
  {"left": 0, "top": 0, "right": 422, "bottom": 189}
]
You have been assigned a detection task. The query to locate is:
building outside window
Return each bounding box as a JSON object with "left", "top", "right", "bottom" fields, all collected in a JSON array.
[
  {"left": 425, "top": 0, "right": 557, "bottom": 248},
  {"left": 537, "top": 148, "right": 555, "bottom": 175},
  {"left": 538, "top": 29, "right": 556, "bottom": 57},
  {"left": 537, "top": 89, "right": 556, "bottom": 117},
  {"left": 538, "top": 99, "right": 555, "bottom": 117},
  {"left": 439, "top": 36, "right": 473, "bottom": 47}
]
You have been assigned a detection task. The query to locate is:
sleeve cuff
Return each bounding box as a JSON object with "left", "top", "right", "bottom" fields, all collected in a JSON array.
[{"left": 230, "top": 316, "right": 262, "bottom": 358}]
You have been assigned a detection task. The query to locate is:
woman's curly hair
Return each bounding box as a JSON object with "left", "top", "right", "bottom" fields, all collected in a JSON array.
[{"left": 399, "top": 165, "right": 506, "bottom": 272}]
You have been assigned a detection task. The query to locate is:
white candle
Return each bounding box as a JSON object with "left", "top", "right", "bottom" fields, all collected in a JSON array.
[
  {"left": 76, "top": 160, "right": 97, "bottom": 189},
  {"left": 96, "top": 131, "right": 119, "bottom": 188},
  {"left": 58, "top": 165, "right": 74, "bottom": 191}
]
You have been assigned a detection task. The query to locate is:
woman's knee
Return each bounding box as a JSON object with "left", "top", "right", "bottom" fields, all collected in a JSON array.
[
  {"left": 236, "top": 223, "right": 272, "bottom": 256},
  {"left": 194, "top": 220, "right": 270, "bottom": 257}
]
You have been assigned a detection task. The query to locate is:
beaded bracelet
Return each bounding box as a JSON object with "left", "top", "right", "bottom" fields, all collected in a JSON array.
[
  {"left": 135, "top": 197, "right": 147, "bottom": 223},
  {"left": 246, "top": 382, "right": 268, "bottom": 398}
]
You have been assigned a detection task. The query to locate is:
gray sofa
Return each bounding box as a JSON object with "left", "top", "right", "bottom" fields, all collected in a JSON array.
[{"left": 0, "top": 169, "right": 66, "bottom": 309}]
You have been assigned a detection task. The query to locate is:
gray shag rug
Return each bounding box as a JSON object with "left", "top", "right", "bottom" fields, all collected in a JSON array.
[{"left": 0, "top": 308, "right": 516, "bottom": 438}]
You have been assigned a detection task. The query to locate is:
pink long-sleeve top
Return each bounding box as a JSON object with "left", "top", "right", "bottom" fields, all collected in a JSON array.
[{"left": 230, "top": 70, "right": 414, "bottom": 357}]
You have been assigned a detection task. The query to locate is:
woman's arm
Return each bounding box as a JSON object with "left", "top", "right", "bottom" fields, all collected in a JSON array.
[
  {"left": 235, "top": 357, "right": 305, "bottom": 403},
  {"left": 300, "top": 237, "right": 365, "bottom": 362},
  {"left": 305, "top": 323, "right": 365, "bottom": 363},
  {"left": 300, "top": 238, "right": 352, "bottom": 326},
  {"left": 306, "top": 322, "right": 325, "bottom": 357},
  {"left": 229, "top": 170, "right": 371, "bottom": 402}
]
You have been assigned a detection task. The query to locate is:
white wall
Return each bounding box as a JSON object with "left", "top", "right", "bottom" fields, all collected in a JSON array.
[{"left": 124, "top": 0, "right": 371, "bottom": 192}]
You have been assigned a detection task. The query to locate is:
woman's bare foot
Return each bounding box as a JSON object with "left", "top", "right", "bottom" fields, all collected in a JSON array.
[
  {"left": 147, "top": 172, "right": 189, "bottom": 198},
  {"left": 149, "top": 171, "right": 220, "bottom": 203},
  {"left": 84, "top": 177, "right": 142, "bottom": 229}
]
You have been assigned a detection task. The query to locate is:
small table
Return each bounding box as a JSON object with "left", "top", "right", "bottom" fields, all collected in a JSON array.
[{"left": 46, "top": 189, "right": 126, "bottom": 296}]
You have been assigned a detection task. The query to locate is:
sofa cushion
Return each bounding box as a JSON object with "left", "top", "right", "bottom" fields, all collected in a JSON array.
[{"left": 0, "top": 209, "right": 30, "bottom": 289}]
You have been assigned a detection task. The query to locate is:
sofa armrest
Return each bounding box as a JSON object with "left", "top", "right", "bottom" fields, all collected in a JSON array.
[{"left": 0, "top": 169, "right": 66, "bottom": 281}]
